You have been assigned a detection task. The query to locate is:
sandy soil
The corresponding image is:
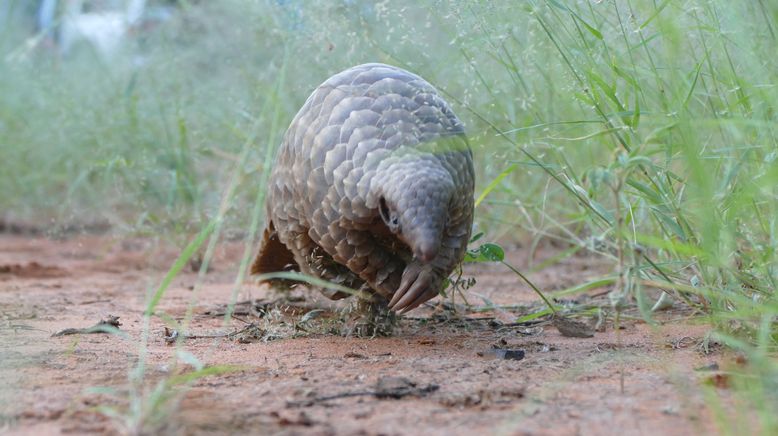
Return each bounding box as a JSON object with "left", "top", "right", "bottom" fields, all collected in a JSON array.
[{"left": 0, "top": 233, "right": 732, "bottom": 435}]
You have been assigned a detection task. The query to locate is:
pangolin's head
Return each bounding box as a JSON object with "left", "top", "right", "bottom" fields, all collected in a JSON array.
[{"left": 371, "top": 155, "right": 455, "bottom": 263}]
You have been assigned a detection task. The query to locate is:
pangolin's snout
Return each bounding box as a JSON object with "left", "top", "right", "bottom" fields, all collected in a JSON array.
[{"left": 413, "top": 237, "right": 439, "bottom": 263}]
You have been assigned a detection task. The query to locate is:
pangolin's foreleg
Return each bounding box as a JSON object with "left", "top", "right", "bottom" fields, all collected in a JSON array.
[{"left": 321, "top": 223, "right": 409, "bottom": 301}]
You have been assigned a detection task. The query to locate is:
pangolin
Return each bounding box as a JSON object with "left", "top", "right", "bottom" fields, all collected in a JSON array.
[{"left": 251, "top": 63, "right": 474, "bottom": 316}]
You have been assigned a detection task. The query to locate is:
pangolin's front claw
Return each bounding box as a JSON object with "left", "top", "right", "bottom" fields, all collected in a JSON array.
[
  {"left": 388, "top": 263, "right": 439, "bottom": 313},
  {"left": 388, "top": 262, "right": 421, "bottom": 309},
  {"left": 397, "top": 283, "right": 438, "bottom": 313}
]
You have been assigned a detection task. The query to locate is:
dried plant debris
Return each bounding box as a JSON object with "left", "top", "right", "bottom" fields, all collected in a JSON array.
[
  {"left": 439, "top": 386, "right": 525, "bottom": 408},
  {"left": 203, "top": 298, "right": 320, "bottom": 319},
  {"left": 162, "top": 327, "right": 178, "bottom": 343},
  {"left": 552, "top": 315, "right": 595, "bottom": 338},
  {"left": 343, "top": 351, "right": 368, "bottom": 359},
  {"left": 270, "top": 410, "right": 315, "bottom": 427},
  {"left": 665, "top": 336, "right": 698, "bottom": 350},
  {"left": 163, "top": 324, "right": 267, "bottom": 344},
  {"left": 695, "top": 362, "right": 720, "bottom": 372},
  {"left": 198, "top": 299, "right": 350, "bottom": 340},
  {"left": 52, "top": 315, "right": 121, "bottom": 337},
  {"left": 477, "top": 348, "right": 525, "bottom": 361},
  {"left": 287, "top": 377, "right": 439, "bottom": 407},
  {"left": 494, "top": 338, "right": 557, "bottom": 354},
  {"left": 374, "top": 376, "right": 439, "bottom": 399}
]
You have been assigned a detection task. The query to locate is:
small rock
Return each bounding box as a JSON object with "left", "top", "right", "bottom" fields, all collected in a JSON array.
[{"left": 553, "top": 315, "right": 595, "bottom": 338}]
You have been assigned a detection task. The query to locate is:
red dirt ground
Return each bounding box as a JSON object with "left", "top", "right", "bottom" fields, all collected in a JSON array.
[{"left": 0, "top": 233, "right": 734, "bottom": 435}]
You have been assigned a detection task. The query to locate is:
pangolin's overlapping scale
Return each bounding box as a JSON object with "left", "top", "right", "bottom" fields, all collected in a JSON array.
[{"left": 252, "top": 63, "right": 474, "bottom": 309}]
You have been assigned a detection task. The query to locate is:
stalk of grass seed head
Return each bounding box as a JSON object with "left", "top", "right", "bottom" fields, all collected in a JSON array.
[
  {"left": 223, "top": 48, "right": 290, "bottom": 326},
  {"left": 122, "top": 39, "right": 295, "bottom": 436},
  {"left": 499, "top": 260, "right": 556, "bottom": 315},
  {"left": 130, "top": 218, "right": 216, "bottom": 430},
  {"left": 121, "top": 54, "right": 287, "bottom": 436}
]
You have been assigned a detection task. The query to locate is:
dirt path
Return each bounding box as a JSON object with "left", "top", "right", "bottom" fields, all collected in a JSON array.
[{"left": 0, "top": 234, "right": 727, "bottom": 435}]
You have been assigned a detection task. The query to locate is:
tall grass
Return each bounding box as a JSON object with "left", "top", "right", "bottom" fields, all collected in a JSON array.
[
  {"left": 1, "top": 0, "right": 777, "bottom": 433},
  {"left": 447, "top": 1, "right": 778, "bottom": 430}
]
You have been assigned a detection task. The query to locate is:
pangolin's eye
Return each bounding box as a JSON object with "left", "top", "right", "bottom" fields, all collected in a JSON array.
[{"left": 378, "top": 196, "right": 401, "bottom": 232}]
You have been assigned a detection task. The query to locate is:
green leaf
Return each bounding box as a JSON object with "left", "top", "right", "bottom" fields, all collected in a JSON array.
[
  {"left": 145, "top": 220, "right": 217, "bottom": 316},
  {"left": 167, "top": 365, "right": 241, "bottom": 386},
  {"left": 631, "top": 91, "right": 641, "bottom": 129},
  {"left": 638, "top": 0, "right": 672, "bottom": 30},
  {"left": 480, "top": 243, "right": 505, "bottom": 262},
  {"left": 547, "top": 0, "right": 603, "bottom": 39},
  {"left": 464, "top": 242, "right": 505, "bottom": 263},
  {"left": 682, "top": 60, "right": 704, "bottom": 110},
  {"left": 515, "top": 307, "right": 554, "bottom": 323},
  {"left": 651, "top": 210, "right": 687, "bottom": 241},
  {"left": 589, "top": 199, "right": 614, "bottom": 224},
  {"left": 635, "top": 233, "right": 704, "bottom": 258},
  {"left": 475, "top": 164, "right": 517, "bottom": 207},
  {"left": 549, "top": 276, "right": 618, "bottom": 297},
  {"left": 576, "top": 15, "right": 603, "bottom": 40},
  {"left": 589, "top": 73, "right": 625, "bottom": 112},
  {"left": 626, "top": 179, "right": 665, "bottom": 207}
]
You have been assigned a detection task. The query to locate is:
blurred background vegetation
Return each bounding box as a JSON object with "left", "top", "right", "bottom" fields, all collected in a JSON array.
[{"left": 1, "top": 0, "right": 778, "bottom": 427}]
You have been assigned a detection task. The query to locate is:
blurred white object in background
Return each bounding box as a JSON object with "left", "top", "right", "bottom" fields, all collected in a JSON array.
[{"left": 38, "top": 0, "right": 147, "bottom": 57}]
